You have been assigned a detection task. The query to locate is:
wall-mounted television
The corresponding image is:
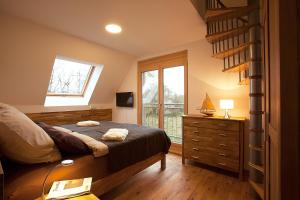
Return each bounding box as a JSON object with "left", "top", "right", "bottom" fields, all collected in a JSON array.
[{"left": 116, "top": 92, "right": 134, "bottom": 107}]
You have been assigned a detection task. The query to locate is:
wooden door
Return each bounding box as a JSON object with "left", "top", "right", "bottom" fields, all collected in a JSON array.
[
  {"left": 265, "top": 0, "right": 300, "bottom": 199},
  {"left": 137, "top": 51, "right": 188, "bottom": 144},
  {"left": 265, "top": 0, "right": 280, "bottom": 199}
]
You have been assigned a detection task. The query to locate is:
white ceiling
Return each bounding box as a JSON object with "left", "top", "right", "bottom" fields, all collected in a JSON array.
[{"left": 0, "top": 0, "right": 206, "bottom": 56}]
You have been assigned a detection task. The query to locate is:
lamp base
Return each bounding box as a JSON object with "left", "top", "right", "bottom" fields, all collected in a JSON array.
[{"left": 224, "top": 110, "right": 231, "bottom": 119}]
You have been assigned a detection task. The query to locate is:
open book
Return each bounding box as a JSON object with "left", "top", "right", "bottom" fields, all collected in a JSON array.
[{"left": 46, "top": 177, "right": 92, "bottom": 200}]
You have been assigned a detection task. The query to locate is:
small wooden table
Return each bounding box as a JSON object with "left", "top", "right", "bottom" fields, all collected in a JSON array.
[{"left": 36, "top": 193, "right": 99, "bottom": 200}]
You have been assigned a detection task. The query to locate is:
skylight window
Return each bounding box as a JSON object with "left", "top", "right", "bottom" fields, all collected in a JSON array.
[
  {"left": 48, "top": 58, "right": 94, "bottom": 96},
  {"left": 45, "top": 56, "right": 103, "bottom": 107}
]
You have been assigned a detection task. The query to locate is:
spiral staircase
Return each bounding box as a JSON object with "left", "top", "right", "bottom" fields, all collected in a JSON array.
[{"left": 191, "top": 0, "right": 265, "bottom": 199}]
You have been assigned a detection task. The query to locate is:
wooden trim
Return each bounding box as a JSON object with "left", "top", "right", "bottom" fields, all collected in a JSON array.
[
  {"left": 278, "top": 0, "right": 300, "bottom": 198},
  {"left": 35, "top": 154, "right": 166, "bottom": 200},
  {"left": 159, "top": 66, "right": 164, "bottom": 128},
  {"left": 249, "top": 180, "right": 264, "bottom": 200},
  {"left": 138, "top": 50, "right": 188, "bottom": 70},
  {"left": 239, "top": 121, "right": 244, "bottom": 180},
  {"left": 265, "top": 0, "right": 300, "bottom": 198},
  {"left": 0, "top": 161, "right": 3, "bottom": 200},
  {"left": 184, "top": 57, "right": 188, "bottom": 115},
  {"left": 26, "top": 109, "right": 112, "bottom": 125},
  {"left": 81, "top": 66, "right": 96, "bottom": 96},
  {"left": 46, "top": 93, "right": 84, "bottom": 97},
  {"left": 47, "top": 66, "right": 95, "bottom": 97},
  {"left": 182, "top": 116, "right": 185, "bottom": 164},
  {"left": 169, "top": 143, "right": 182, "bottom": 155},
  {"left": 137, "top": 50, "right": 188, "bottom": 125},
  {"left": 137, "top": 68, "right": 142, "bottom": 125},
  {"left": 91, "top": 153, "right": 165, "bottom": 196},
  {"left": 161, "top": 154, "right": 166, "bottom": 170},
  {"left": 249, "top": 162, "right": 264, "bottom": 174}
]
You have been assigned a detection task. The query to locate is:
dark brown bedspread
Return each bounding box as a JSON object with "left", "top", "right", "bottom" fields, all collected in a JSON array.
[{"left": 61, "top": 121, "right": 171, "bottom": 172}]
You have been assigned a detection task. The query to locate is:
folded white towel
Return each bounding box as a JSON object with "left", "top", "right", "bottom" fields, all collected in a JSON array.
[
  {"left": 76, "top": 120, "right": 100, "bottom": 127},
  {"left": 68, "top": 132, "right": 108, "bottom": 157},
  {"left": 101, "top": 128, "right": 128, "bottom": 141}
]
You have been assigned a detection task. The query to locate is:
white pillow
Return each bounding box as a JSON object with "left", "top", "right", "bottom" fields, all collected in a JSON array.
[
  {"left": 101, "top": 128, "right": 128, "bottom": 141},
  {"left": 0, "top": 103, "right": 61, "bottom": 163},
  {"left": 76, "top": 120, "right": 100, "bottom": 127}
]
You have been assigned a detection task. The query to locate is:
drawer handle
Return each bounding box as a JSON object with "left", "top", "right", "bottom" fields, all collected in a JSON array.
[
  {"left": 192, "top": 139, "right": 199, "bottom": 142},
  {"left": 192, "top": 122, "right": 199, "bottom": 124},
  {"left": 193, "top": 131, "right": 199, "bottom": 133},
  {"left": 191, "top": 156, "right": 199, "bottom": 159},
  {"left": 219, "top": 143, "right": 227, "bottom": 147},
  {"left": 218, "top": 133, "right": 227, "bottom": 137},
  {"left": 218, "top": 153, "right": 226, "bottom": 157},
  {"left": 192, "top": 148, "right": 199, "bottom": 151},
  {"left": 217, "top": 162, "right": 227, "bottom": 166}
]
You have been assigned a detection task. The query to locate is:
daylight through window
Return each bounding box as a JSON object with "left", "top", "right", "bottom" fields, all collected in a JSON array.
[{"left": 47, "top": 58, "right": 94, "bottom": 96}]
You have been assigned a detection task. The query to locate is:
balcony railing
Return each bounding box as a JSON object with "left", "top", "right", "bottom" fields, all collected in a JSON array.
[{"left": 142, "top": 103, "right": 184, "bottom": 144}]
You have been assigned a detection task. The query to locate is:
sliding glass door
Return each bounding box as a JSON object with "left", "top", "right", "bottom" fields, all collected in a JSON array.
[
  {"left": 138, "top": 51, "right": 187, "bottom": 144},
  {"left": 163, "top": 66, "right": 184, "bottom": 143},
  {"left": 142, "top": 70, "right": 159, "bottom": 128}
]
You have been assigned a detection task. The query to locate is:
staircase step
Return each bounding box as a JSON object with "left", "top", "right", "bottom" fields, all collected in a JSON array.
[
  {"left": 205, "top": 5, "right": 258, "bottom": 22},
  {"left": 223, "top": 61, "right": 249, "bottom": 73},
  {"left": 249, "top": 162, "right": 264, "bottom": 174},
  {"left": 249, "top": 180, "right": 264, "bottom": 200},
  {"left": 206, "top": 24, "right": 255, "bottom": 43},
  {"left": 249, "top": 144, "right": 264, "bottom": 152},
  {"left": 213, "top": 42, "right": 250, "bottom": 59}
]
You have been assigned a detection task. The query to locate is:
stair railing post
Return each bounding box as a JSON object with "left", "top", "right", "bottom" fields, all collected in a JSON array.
[{"left": 248, "top": 0, "right": 264, "bottom": 199}]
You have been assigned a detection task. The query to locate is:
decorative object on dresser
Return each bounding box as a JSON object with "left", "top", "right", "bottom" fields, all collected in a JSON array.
[
  {"left": 219, "top": 99, "right": 234, "bottom": 119},
  {"left": 182, "top": 115, "right": 245, "bottom": 180},
  {"left": 199, "top": 93, "right": 216, "bottom": 116}
]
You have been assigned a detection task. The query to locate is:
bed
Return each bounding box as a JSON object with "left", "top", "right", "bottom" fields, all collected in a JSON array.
[{"left": 0, "top": 109, "right": 171, "bottom": 200}]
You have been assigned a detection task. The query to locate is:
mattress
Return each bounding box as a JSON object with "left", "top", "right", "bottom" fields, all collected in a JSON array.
[
  {"left": 61, "top": 121, "right": 171, "bottom": 172},
  {"left": 2, "top": 121, "right": 171, "bottom": 200}
]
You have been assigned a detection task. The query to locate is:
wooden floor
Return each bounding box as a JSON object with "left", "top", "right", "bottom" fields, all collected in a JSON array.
[{"left": 100, "top": 154, "right": 250, "bottom": 200}]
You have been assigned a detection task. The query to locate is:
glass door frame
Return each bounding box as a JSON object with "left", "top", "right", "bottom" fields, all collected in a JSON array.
[{"left": 137, "top": 50, "right": 188, "bottom": 129}]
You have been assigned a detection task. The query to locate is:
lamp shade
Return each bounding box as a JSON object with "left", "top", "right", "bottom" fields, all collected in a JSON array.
[{"left": 220, "top": 99, "right": 234, "bottom": 110}]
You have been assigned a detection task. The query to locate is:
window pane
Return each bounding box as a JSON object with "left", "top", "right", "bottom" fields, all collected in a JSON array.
[
  {"left": 142, "top": 70, "right": 159, "bottom": 128},
  {"left": 48, "top": 58, "right": 92, "bottom": 95},
  {"left": 163, "top": 66, "right": 184, "bottom": 144}
]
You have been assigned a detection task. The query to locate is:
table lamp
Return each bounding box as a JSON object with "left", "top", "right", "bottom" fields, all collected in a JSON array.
[
  {"left": 42, "top": 159, "right": 74, "bottom": 200},
  {"left": 220, "top": 99, "right": 234, "bottom": 119}
]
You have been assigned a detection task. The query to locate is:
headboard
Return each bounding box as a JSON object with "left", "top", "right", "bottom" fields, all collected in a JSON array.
[{"left": 26, "top": 109, "right": 112, "bottom": 125}]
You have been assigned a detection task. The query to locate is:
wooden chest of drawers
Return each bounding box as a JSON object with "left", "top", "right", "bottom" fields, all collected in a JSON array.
[{"left": 182, "top": 115, "right": 245, "bottom": 179}]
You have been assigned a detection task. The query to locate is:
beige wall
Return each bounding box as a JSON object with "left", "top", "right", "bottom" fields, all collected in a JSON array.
[
  {"left": 0, "top": 13, "right": 136, "bottom": 112},
  {"left": 113, "top": 39, "right": 249, "bottom": 123},
  {"left": 113, "top": 39, "right": 250, "bottom": 169}
]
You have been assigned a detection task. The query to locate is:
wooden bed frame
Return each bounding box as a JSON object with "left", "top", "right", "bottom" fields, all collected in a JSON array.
[{"left": 0, "top": 109, "right": 166, "bottom": 200}]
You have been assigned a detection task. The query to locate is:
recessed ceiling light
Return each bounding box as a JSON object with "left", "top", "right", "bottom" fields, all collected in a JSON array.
[{"left": 105, "top": 24, "right": 122, "bottom": 34}]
